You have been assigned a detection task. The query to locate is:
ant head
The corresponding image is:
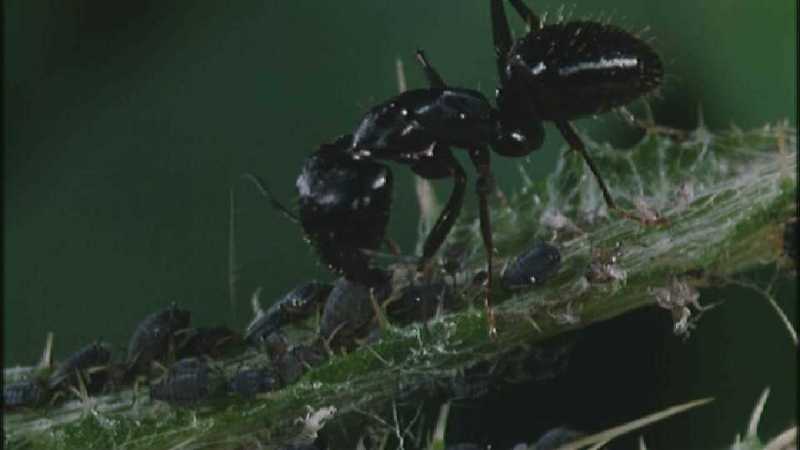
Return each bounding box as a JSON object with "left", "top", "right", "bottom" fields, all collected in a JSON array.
[
  {"left": 491, "top": 87, "right": 545, "bottom": 157},
  {"left": 296, "top": 145, "right": 393, "bottom": 287}
]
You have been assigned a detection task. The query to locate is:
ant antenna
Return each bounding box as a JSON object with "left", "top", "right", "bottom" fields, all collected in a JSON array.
[{"left": 239, "top": 173, "right": 299, "bottom": 223}]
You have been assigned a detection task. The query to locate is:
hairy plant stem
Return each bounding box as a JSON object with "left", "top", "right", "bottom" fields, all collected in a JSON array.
[{"left": 4, "top": 123, "right": 796, "bottom": 450}]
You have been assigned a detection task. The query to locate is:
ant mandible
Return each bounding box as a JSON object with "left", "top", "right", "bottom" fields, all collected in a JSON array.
[{"left": 254, "top": 0, "right": 663, "bottom": 337}]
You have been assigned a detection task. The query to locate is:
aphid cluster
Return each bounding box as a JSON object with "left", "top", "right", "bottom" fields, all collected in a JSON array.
[
  {"left": 3, "top": 303, "right": 244, "bottom": 409},
  {"left": 256, "top": 0, "right": 662, "bottom": 336},
  {"left": 4, "top": 275, "right": 460, "bottom": 410}
]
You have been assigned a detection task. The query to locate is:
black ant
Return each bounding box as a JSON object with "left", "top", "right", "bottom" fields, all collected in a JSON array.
[{"left": 250, "top": 0, "right": 663, "bottom": 337}]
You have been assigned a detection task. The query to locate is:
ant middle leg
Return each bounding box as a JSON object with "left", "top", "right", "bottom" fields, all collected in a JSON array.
[
  {"left": 414, "top": 150, "right": 467, "bottom": 272},
  {"left": 468, "top": 147, "right": 498, "bottom": 338},
  {"left": 554, "top": 120, "right": 667, "bottom": 225}
]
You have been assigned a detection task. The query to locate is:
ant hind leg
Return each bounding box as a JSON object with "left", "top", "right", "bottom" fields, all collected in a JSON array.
[{"left": 554, "top": 121, "right": 668, "bottom": 226}]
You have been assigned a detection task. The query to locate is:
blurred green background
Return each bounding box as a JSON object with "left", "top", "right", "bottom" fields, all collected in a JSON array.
[{"left": 4, "top": 1, "right": 796, "bottom": 448}]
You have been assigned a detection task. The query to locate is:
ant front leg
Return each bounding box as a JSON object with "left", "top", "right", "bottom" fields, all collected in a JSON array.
[
  {"left": 468, "top": 147, "right": 498, "bottom": 338},
  {"left": 554, "top": 121, "right": 667, "bottom": 226}
]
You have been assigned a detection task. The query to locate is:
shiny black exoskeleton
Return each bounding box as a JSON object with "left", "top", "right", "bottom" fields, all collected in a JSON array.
[
  {"left": 245, "top": 282, "right": 333, "bottom": 345},
  {"left": 272, "top": 342, "right": 327, "bottom": 385},
  {"left": 296, "top": 137, "right": 394, "bottom": 287},
  {"left": 150, "top": 358, "right": 211, "bottom": 405},
  {"left": 126, "top": 303, "right": 191, "bottom": 375},
  {"left": 386, "top": 281, "right": 456, "bottom": 325},
  {"left": 227, "top": 367, "right": 279, "bottom": 397},
  {"left": 48, "top": 341, "right": 112, "bottom": 393},
  {"left": 318, "top": 276, "right": 391, "bottom": 351},
  {"left": 3, "top": 380, "right": 48, "bottom": 410},
  {"left": 501, "top": 241, "right": 561, "bottom": 290}
]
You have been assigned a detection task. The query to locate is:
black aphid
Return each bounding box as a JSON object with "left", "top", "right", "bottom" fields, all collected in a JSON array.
[
  {"left": 3, "top": 380, "right": 47, "bottom": 410},
  {"left": 150, "top": 358, "right": 210, "bottom": 405},
  {"left": 319, "top": 277, "right": 389, "bottom": 351},
  {"left": 227, "top": 367, "right": 279, "bottom": 397},
  {"left": 273, "top": 343, "right": 327, "bottom": 386},
  {"left": 245, "top": 282, "right": 333, "bottom": 345},
  {"left": 263, "top": 330, "right": 290, "bottom": 361},
  {"left": 501, "top": 241, "right": 561, "bottom": 290},
  {"left": 126, "top": 303, "right": 191, "bottom": 375},
  {"left": 48, "top": 341, "right": 112, "bottom": 393},
  {"left": 386, "top": 281, "right": 455, "bottom": 325}
]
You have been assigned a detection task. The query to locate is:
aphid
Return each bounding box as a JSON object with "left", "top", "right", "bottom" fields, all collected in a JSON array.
[
  {"left": 264, "top": 330, "right": 290, "bottom": 361},
  {"left": 227, "top": 367, "right": 279, "bottom": 397},
  {"left": 126, "top": 303, "right": 191, "bottom": 375},
  {"left": 150, "top": 358, "right": 210, "bottom": 405},
  {"left": 501, "top": 241, "right": 561, "bottom": 290},
  {"left": 48, "top": 341, "right": 112, "bottom": 393},
  {"left": 319, "top": 277, "right": 390, "bottom": 351},
  {"left": 273, "top": 342, "right": 327, "bottom": 386},
  {"left": 245, "top": 282, "right": 333, "bottom": 345},
  {"left": 177, "top": 326, "right": 242, "bottom": 359},
  {"left": 3, "top": 380, "right": 47, "bottom": 410},
  {"left": 386, "top": 281, "right": 455, "bottom": 325}
]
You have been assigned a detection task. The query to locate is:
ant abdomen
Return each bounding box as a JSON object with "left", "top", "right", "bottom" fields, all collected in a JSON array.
[{"left": 509, "top": 21, "right": 663, "bottom": 121}]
